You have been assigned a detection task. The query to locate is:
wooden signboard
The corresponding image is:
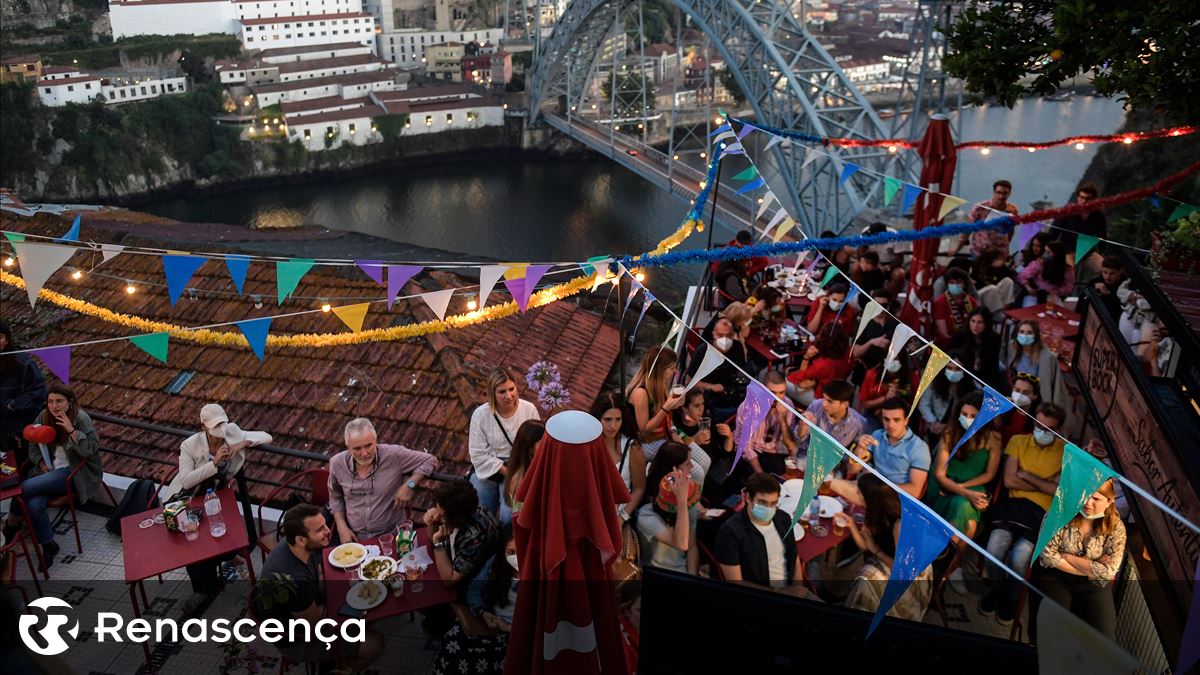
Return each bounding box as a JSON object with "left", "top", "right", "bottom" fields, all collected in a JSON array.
[{"left": 1076, "top": 306, "right": 1200, "bottom": 590}]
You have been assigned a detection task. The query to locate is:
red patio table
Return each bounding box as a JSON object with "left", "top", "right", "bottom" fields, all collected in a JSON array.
[
  {"left": 795, "top": 503, "right": 866, "bottom": 563},
  {"left": 1, "top": 450, "right": 46, "bottom": 583},
  {"left": 321, "top": 529, "right": 457, "bottom": 624},
  {"left": 121, "top": 488, "right": 256, "bottom": 673}
]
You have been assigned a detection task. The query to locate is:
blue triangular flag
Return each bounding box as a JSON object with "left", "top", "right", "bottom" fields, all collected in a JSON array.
[
  {"left": 1148, "top": 194, "right": 1161, "bottom": 209},
  {"left": 162, "top": 254, "right": 207, "bottom": 306},
  {"left": 901, "top": 184, "right": 922, "bottom": 213},
  {"left": 55, "top": 215, "right": 81, "bottom": 243},
  {"left": 734, "top": 177, "right": 766, "bottom": 195},
  {"left": 225, "top": 255, "right": 250, "bottom": 295},
  {"left": 236, "top": 317, "right": 272, "bottom": 361},
  {"left": 947, "top": 387, "right": 1014, "bottom": 464},
  {"left": 708, "top": 123, "right": 732, "bottom": 137},
  {"left": 839, "top": 163, "right": 861, "bottom": 186},
  {"left": 868, "top": 494, "right": 954, "bottom": 636}
]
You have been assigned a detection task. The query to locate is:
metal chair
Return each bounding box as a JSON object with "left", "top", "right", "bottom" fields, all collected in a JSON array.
[
  {"left": 0, "top": 530, "right": 41, "bottom": 599},
  {"left": 255, "top": 467, "right": 330, "bottom": 562},
  {"left": 46, "top": 461, "right": 119, "bottom": 554}
]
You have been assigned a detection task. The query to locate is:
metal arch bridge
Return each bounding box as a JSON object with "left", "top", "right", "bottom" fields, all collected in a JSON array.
[{"left": 527, "top": 0, "right": 918, "bottom": 237}]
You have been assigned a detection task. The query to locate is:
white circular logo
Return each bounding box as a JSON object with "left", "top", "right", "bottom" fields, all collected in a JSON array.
[{"left": 19, "top": 597, "right": 79, "bottom": 656}]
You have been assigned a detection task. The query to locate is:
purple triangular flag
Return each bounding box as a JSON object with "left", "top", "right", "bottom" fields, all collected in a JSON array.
[
  {"left": 504, "top": 264, "right": 552, "bottom": 312},
  {"left": 31, "top": 346, "right": 71, "bottom": 385},
  {"left": 387, "top": 265, "right": 422, "bottom": 309},
  {"left": 1016, "top": 221, "right": 1048, "bottom": 251},
  {"left": 733, "top": 381, "right": 774, "bottom": 473},
  {"left": 356, "top": 260, "right": 385, "bottom": 285}
]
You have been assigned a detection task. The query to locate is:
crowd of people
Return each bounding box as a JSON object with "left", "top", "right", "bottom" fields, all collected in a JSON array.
[{"left": 0, "top": 179, "right": 1169, "bottom": 671}]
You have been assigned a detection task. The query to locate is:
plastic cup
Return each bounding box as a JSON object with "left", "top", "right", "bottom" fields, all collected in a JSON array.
[
  {"left": 698, "top": 417, "right": 711, "bottom": 434},
  {"left": 832, "top": 512, "right": 850, "bottom": 537},
  {"left": 380, "top": 533, "right": 395, "bottom": 558},
  {"left": 671, "top": 386, "right": 685, "bottom": 398}
]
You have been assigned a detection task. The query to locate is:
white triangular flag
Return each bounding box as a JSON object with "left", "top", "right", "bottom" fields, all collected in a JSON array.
[
  {"left": 665, "top": 319, "right": 682, "bottom": 344},
  {"left": 801, "top": 147, "right": 819, "bottom": 169},
  {"left": 100, "top": 243, "right": 125, "bottom": 264},
  {"left": 756, "top": 191, "right": 777, "bottom": 221},
  {"left": 593, "top": 265, "right": 621, "bottom": 292},
  {"left": 764, "top": 134, "right": 784, "bottom": 151},
  {"left": 478, "top": 265, "right": 505, "bottom": 310},
  {"left": 12, "top": 242, "right": 76, "bottom": 307},
  {"left": 683, "top": 344, "right": 726, "bottom": 394},
  {"left": 884, "top": 322, "right": 920, "bottom": 370},
  {"left": 854, "top": 300, "right": 885, "bottom": 344},
  {"left": 420, "top": 288, "right": 455, "bottom": 321},
  {"left": 1037, "top": 601, "right": 1139, "bottom": 675},
  {"left": 765, "top": 208, "right": 788, "bottom": 236}
]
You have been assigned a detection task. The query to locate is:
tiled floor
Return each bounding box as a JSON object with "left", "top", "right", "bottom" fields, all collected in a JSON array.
[{"left": 3, "top": 507, "right": 438, "bottom": 675}]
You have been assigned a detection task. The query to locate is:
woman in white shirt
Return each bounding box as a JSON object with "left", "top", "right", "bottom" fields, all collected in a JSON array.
[{"left": 468, "top": 368, "right": 540, "bottom": 525}]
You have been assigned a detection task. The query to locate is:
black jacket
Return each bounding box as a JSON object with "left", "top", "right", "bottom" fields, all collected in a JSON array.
[
  {"left": 0, "top": 354, "right": 47, "bottom": 435},
  {"left": 715, "top": 507, "right": 797, "bottom": 586}
]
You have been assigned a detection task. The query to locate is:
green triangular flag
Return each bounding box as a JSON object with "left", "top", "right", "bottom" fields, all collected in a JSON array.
[
  {"left": 276, "top": 258, "right": 316, "bottom": 304},
  {"left": 819, "top": 265, "right": 841, "bottom": 288},
  {"left": 129, "top": 332, "right": 169, "bottom": 363},
  {"left": 3, "top": 231, "right": 25, "bottom": 243},
  {"left": 1033, "top": 443, "right": 1118, "bottom": 561},
  {"left": 788, "top": 429, "right": 844, "bottom": 533},
  {"left": 883, "top": 177, "right": 902, "bottom": 207},
  {"left": 732, "top": 166, "right": 759, "bottom": 181},
  {"left": 1074, "top": 234, "right": 1099, "bottom": 262},
  {"left": 1167, "top": 204, "right": 1199, "bottom": 223}
]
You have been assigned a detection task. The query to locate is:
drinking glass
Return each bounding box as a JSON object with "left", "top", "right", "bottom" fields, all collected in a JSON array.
[
  {"left": 379, "top": 533, "right": 395, "bottom": 558},
  {"left": 181, "top": 513, "right": 199, "bottom": 541},
  {"left": 698, "top": 417, "right": 711, "bottom": 434},
  {"left": 409, "top": 566, "right": 426, "bottom": 594},
  {"left": 832, "top": 512, "right": 850, "bottom": 537}
]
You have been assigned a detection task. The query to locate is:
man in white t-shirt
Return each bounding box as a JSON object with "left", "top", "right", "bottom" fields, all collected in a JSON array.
[
  {"left": 715, "top": 473, "right": 802, "bottom": 587},
  {"left": 468, "top": 369, "right": 541, "bottom": 524}
]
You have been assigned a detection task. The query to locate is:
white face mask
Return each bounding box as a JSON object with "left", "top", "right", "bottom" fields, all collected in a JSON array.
[
  {"left": 1081, "top": 510, "right": 1106, "bottom": 520},
  {"left": 827, "top": 300, "right": 844, "bottom": 312},
  {"left": 1032, "top": 428, "right": 1054, "bottom": 446},
  {"left": 506, "top": 553, "right": 519, "bottom": 571},
  {"left": 885, "top": 359, "right": 901, "bottom": 374},
  {"left": 1011, "top": 391, "right": 1032, "bottom": 408},
  {"left": 944, "top": 369, "right": 964, "bottom": 383},
  {"left": 715, "top": 337, "right": 733, "bottom": 352}
]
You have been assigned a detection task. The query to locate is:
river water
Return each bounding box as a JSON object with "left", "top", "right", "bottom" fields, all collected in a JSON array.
[{"left": 141, "top": 96, "right": 1127, "bottom": 302}]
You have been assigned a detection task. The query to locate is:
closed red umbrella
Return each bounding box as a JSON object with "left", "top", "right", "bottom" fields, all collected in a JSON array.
[
  {"left": 901, "top": 113, "right": 957, "bottom": 335},
  {"left": 505, "top": 410, "right": 632, "bottom": 675}
]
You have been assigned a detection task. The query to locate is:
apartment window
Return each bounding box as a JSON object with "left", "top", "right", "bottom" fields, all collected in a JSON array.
[
  {"left": 284, "top": 23, "right": 290, "bottom": 28},
  {"left": 85, "top": 83, "right": 92, "bottom": 90},
  {"left": 140, "top": 86, "right": 147, "bottom": 95},
  {"left": 445, "top": 113, "right": 453, "bottom": 124},
  {"left": 466, "top": 111, "right": 477, "bottom": 122},
  {"left": 44, "top": 87, "right": 50, "bottom": 94},
  {"left": 274, "top": 35, "right": 281, "bottom": 40},
  {"left": 348, "top": 123, "right": 356, "bottom": 134},
  {"left": 325, "top": 125, "right": 334, "bottom": 136},
  {"left": 322, "top": 31, "right": 327, "bottom": 35},
  {"left": 424, "top": 115, "right": 432, "bottom": 126},
  {"left": 167, "top": 84, "right": 174, "bottom": 92},
  {"left": 303, "top": 129, "right": 311, "bottom": 139},
  {"left": 150, "top": 85, "right": 157, "bottom": 93},
  {"left": 247, "top": 36, "right": 255, "bottom": 42},
  {"left": 26, "top": 64, "right": 35, "bottom": 71},
  {"left": 309, "top": 31, "right": 315, "bottom": 36},
  {"left": 67, "top": 85, "right": 74, "bottom": 92}
]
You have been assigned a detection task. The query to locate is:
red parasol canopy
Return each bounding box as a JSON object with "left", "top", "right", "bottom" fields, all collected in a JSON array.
[
  {"left": 901, "top": 114, "right": 958, "bottom": 335},
  {"left": 505, "top": 410, "right": 632, "bottom": 675}
]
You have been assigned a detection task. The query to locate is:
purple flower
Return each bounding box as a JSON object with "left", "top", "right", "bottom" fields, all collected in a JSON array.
[
  {"left": 525, "top": 360, "right": 561, "bottom": 391},
  {"left": 537, "top": 380, "right": 571, "bottom": 411}
]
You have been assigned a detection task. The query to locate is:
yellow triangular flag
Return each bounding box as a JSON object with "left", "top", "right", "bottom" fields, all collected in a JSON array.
[
  {"left": 501, "top": 263, "right": 527, "bottom": 281},
  {"left": 910, "top": 347, "right": 951, "bottom": 419},
  {"left": 937, "top": 195, "right": 967, "bottom": 222},
  {"left": 772, "top": 217, "right": 796, "bottom": 243},
  {"left": 331, "top": 302, "right": 370, "bottom": 333}
]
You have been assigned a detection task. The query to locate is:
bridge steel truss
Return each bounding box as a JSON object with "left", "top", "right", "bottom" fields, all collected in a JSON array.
[{"left": 530, "top": 0, "right": 915, "bottom": 236}]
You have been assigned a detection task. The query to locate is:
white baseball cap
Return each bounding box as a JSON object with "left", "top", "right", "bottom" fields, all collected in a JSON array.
[{"left": 200, "top": 403, "right": 229, "bottom": 432}]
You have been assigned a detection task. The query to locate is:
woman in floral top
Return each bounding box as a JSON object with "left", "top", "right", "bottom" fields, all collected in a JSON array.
[{"left": 1029, "top": 479, "right": 1126, "bottom": 641}]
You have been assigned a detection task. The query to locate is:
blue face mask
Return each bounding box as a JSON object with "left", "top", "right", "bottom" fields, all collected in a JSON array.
[
  {"left": 750, "top": 503, "right": 776, "bottom": 523},
  {"left": 945, "top": 369, "right": 964, "bottom": 383},
  {"left": 1016, "top": 333, "right": 1036, "bottom": 347},
  {"left": 947, "top": 283, "right": 965, "bottom": 296}
]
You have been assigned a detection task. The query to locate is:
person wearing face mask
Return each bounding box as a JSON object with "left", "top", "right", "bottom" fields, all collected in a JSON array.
[
  {"left": 715, "top": 473, "right": 802, "bottom": 588},
  {"left": 687, "top": 319, "right": 750, "bottom": 421},
  {"left": 1000, "top": 373, "right": 1040, "bottom": 441},
  {"left": 928, "top": 393, "right": 1002, "bottom": 561},
  {"left": 433, "top": 525, "right": 520, "bottom": 675},
  {"left": 949, "top": 308, "right": 1004, "bottom": 391},
  {"left": 1002, "top": 319, "right": 1058, "bottom": 405},
  {"left": 980, "top": 403, "right": 1067, "bottom": 625},
  {"left": 805, "top": 283, "right": 858, "bottom": 336},
  {"left": 850, "top": 291, "right": 898, "bottom": 384},
  {"left": 932, "top": 269, "right": 978, "bottom": 345},
  {"left": 1017, "top": 239, "right": 1075, "bottom": 306},
  {"left": 1028, "top": 479, "right": 1125, "bottom": 642},
  {"left": 917, "top": 352, "right": 977, "bottom": 444},
  {"left": 857, "top": 356, "right": 916, "bottom": 423}
]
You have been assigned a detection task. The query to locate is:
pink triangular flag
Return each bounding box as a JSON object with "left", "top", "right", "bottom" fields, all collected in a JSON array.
[
  {"left": 420, "top": 288, "right": 455, "bottom": 320},
  {"left": 387, "top": 265, "right": 422, "bottom": 309},
  {"left": 31, "top": 346, "right": 71, "bottom": 385},
  {"left": 503, "top": 264, "right": 551, "bottom": 312}
]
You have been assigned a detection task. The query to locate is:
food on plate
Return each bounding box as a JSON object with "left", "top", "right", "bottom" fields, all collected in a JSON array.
[
  {"left": 360, "top": 557, "right": 394, "bottom": 580},
  {"left": 331, "top": 544, "right": 366, "bottom": 566},
  {"left": 355, "top": 581, "right": 383, "bottom": 604}
]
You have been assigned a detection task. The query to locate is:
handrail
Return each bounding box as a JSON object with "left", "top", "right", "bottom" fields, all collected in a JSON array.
[{"left": 88, "top": 411, "right": 463, "bottom": 483}]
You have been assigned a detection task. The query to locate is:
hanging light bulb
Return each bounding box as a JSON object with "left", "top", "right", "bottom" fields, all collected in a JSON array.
[
  {"left": 1027, "top": 147, "right": 1036, "bottom": 153},
  {"left": 887, "top": 145, "right": 898, "bottom": 153},
  {"left": 71, "top": 269, "right": 83, "bottom": 280},
  {"left": 466, "top": 294, "right": 478, "bottom": 311},
  {"left": 634, "top": 271, "right": 646, "bottom": 282},
  {"left": 320, "top": 298, "right": 332, "bottom": 312},
  {"left": 125, "top": 282, "right": 137, "bottom": 295},
  {"left": 980, "top": 147, "right": 990, "bottom": 156},
  {"left": 188, "top": 288, "right": 197, "bottom": 302},
  {"left": 252, "top": 294, "right": 263, "bottom": 309},
  {"left": 1074, "top": 142, "right": 1085, "bottom": 150},
  {"left": 2, "top": 256, "right": 14, "bottom": 267},
  {"left": 1122, "top": 136, "right": 1134, "bottom": 144}
]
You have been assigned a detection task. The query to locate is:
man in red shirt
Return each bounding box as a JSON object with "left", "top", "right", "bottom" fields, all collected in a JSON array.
[{"left": 932, "top": 268, "right": 977, "bottom": 345}]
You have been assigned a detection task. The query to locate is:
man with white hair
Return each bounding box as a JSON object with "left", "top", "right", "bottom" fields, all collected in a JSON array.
[{"left": 329, "top": 417, "right": 439, "bottom": 543}]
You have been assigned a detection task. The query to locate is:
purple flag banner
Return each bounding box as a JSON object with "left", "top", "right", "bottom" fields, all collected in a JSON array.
[
  {"left": 386, "top": 265, "right": 423, "bottom": 309},
  {"left": 732, "top": 381, "right": 773, "bottom": 473},
  {"left": 356, "top": 260, "right": 385, "bottom": 285},
  {"left": 504, "top": 264, "right": 552, "bottom": 312},
  {"left": 947, "top": 387, "right": 1013, "bottom": 463},
  {"left": 31, "top": 346, "right": 72, "bottom": 385},
  {"left": 1016, "top": 221, "right": 1048, "bottom": 251},
  {"left": 1178, "top": 557, "right": 1200, "bottom": 674},
  {"left": 868, "top": 494, "right": 953, "bottom": 636}
]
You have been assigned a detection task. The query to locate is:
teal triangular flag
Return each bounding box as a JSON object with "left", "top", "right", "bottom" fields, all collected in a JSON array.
[
  {"left": 3, "top": 231, "right": 25, "bottom": 243},
  {"left": 1034, "top": 443, "right": 1118, "bottom": 561},
  {"left": 1075, "top": 234, "right": 1099, "bottom": 261},
  {"left": 236, "top": 317, "right": 272, "bottom": 361},
  {"left": 1167, "top": 204, "right": 1199, "bottom": 223},
  {"left": 883, "top": 177, "right": 902, "bottom": 206},
  {"left": 838, "top": 163, "right": 860, "bottom": 186},
  {"left": 819, "top": 265, "right": 840, "bottom": 288},
  {"left": 129, "top": 332, "right": 169, "bottom": 363},
  {"left": 732, "top": 166, "right": 759, "bottom": 181},
  {"left": 276, "top": 258, "right": 315, "bottom": 304}
]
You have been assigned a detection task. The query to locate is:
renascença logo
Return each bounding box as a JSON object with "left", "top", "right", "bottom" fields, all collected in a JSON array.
[
  {"left": 19, "top": 598, "right": 365, "bottom": 655},
  {"left": 19, "top": 597, "right": 80, "bottom": 656}
]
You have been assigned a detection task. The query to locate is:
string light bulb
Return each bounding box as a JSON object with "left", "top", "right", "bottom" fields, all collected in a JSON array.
[
  {"left": 125, "top": 282, "right": 137, "bottom": 295},
  {"left": 887, "top": 145, "right": 898, "bottom": 153},
  {"left": 634, "top": 271, "right": 646, "bottom": 282},
  {"left": 1123, "top": 136, "right": 1134, "bottom": 144},
  {"left": 1027, "top": 147, "right": 1036, "bottom": 153},
  {"left": 320, "top": 299, "right": 331, "bottom": 312},
  {"left": 1075, "top": 142, "right": 1085, "bottom": 150},
  {"left": 71, "top": 269, "right": 83, "bottom": 280},
  {"left": 3, "top": 256, "right": 14, "bottom": 267},
  {"left": 466, "top": 294, "right": 478, "bottom": 310},
  {"left": 980, "top": 147, "right": 990, "bottom": 155}
]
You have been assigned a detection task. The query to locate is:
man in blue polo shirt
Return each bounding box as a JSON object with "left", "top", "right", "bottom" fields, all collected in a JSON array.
[{"left": 836, "top": 397, "right": 930, "bottom": 505}]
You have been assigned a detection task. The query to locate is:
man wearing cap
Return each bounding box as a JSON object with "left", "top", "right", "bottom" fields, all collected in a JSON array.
[
  {"left": 329, "top": 417, "right": 439, "bottom": 544},
  {"left": 171, "top": 403, "right": 274, "bottom": 616}
]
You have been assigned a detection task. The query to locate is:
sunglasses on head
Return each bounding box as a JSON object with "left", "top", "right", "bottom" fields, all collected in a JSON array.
[{"left": 1017, "top": 371, "right": 1041, "bottom": 385}]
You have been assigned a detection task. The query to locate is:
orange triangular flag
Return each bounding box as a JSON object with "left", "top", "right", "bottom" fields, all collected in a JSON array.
[{"left": 331, "top": 302, "right": 370, "bottom": 333}]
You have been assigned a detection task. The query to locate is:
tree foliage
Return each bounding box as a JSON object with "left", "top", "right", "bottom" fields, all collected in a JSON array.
[{"left": 943, "top": 1, "right": 1200, "bottom": 120}]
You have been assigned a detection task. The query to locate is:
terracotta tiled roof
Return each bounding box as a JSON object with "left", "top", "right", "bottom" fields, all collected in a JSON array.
[{"left": 1, "top": 212, "right": 620, "bottom": 509}]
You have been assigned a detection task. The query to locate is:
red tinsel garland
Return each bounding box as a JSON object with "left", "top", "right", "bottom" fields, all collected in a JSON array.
[
  {"left": 1015, "top": 160, "right": 1200, "bottom": 225},
  {"left": 819, "top": 125, "right": 1197, "bottom": 151}
]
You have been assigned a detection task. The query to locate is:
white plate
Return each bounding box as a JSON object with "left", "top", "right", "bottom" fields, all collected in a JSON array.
[
  {"left": 818, "top": 495, "right": 844, "bottom": 519},
  {"left": 777, "top": 479, "right": 806, "bottom": 517},
  {"left": 793, "top": 524, "right": 805, "bottom": 542},
  {"left": 358, "top": 555, "right": 396, "bottom": 581},
  {"left": 327, "top": 543, "right": 368, "bottom": 569},
  {"left": 346, "top": 581, "right": 387, "bottom": 610}
]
